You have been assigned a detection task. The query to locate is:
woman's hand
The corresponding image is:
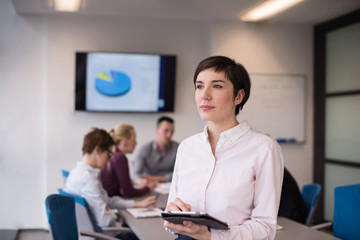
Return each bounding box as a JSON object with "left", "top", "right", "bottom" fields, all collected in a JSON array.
[
  {"left": 164, "top": 220, "right": 211, "bottom": 240},
  {"left": 165, "top": 197, "right": 191, "bottom": 211},
  {"left": 146, "top": 180, "right": 157, "bottom": 191},
  {"left": 144, "top": 175, "right": 165, "bottom": 183},
  {"left": 163, "top": 198, "right": 211, "bottom": 240},
  {"left": 134, "top": 195, "right": 156, "bottom": 207},
  {"left": 135, "top": 178, "right": 147, "bottom": 188}
]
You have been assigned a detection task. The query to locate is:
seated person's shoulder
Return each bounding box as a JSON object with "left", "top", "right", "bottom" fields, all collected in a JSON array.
[
  {"left": 170, "top": 140, "right": 179, "bottom": 148},
  {"left": 65, "top": 170, "right": 100, "bottom": 198},
  {"left": 67, "top": 166, "right": 96, "bottom": 186},
  {"left": 138, "top": 141, "right": 154, "bottom": 151},
  {"left": 133, "top": 141, "right": 154, "bottom": 160}
]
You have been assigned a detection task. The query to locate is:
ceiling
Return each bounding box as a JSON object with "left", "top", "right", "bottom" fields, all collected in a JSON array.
[{"left": 12, "top": 0, "right": 360, "bottom": 25}]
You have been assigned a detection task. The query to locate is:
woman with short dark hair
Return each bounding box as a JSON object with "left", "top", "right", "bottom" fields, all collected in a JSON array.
[{"left": 164, "top": 56, "right": 284, "bottom": 239}]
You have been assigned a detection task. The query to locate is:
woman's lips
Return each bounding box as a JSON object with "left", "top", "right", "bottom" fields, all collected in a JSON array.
[{"left": 200, "top": 105, "right": 214, "bottom": 111}]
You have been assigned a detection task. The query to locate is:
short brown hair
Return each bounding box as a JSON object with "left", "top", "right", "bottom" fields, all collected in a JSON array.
[
  {"left": 157, "top": 116, "right": 174, "bottom": 127},
  {"left": 193, "top": 56, "right": 251, "bottom": 116},
  {"left": 82, "top": 128, "right": 114, "bottom": 155}
]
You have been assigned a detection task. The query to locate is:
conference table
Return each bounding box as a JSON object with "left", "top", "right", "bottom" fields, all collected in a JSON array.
[
  {"left": 120, "top": 193, "right": 339, "bottom": 240},
  {"left": 275, "top": 217, "right": 339, "bottom": 240}
]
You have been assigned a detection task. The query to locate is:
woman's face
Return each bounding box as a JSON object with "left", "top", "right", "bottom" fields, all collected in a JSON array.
[
  {"left": 116, "top": 129, "right": 137, "bottom": 154},
  {"left": 125, "top": 129, "right": 137, "bottom": 154},
  {"left": 96, "top": 147, "right": 112, "bottom": 170},
  {"left": 195, "top": 68, "right": 243, "bottom": 124}
]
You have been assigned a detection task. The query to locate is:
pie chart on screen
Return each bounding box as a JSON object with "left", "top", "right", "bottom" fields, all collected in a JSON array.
[{"left": 95, "top": 70, "right": 131, "bottom": 96}]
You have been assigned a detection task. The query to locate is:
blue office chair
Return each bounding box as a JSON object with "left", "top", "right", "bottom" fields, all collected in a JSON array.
[
  {"left": 301, "top": 183, "right": 321, "bottom": 225},
  {"left": 61, "top": 169, "right": 70, "bottom": 183},
  {"left": 45, "top": 194, "right": 118, "bottom": 240},
  {"left": 333, "top": 184, "right": 360, "bottom": 240},
  {"left": 57, "top": 188, "right": 131, "bottom": 237}
]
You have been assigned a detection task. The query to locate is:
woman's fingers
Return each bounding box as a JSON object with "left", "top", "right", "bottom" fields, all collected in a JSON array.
[{"left": 165, "top": 198, "right": 191, "bottom": 211}]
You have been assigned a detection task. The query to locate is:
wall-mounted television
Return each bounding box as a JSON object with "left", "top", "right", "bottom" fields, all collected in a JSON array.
[{"left": 75, "top": 52, "right": 176, "bottom": 112}]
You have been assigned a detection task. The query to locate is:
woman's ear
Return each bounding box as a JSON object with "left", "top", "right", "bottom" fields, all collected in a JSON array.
[
  {"left": 235, "top": 89, "right": 245, "bottom": 105},
  {"left": 121, "top": 138, "right": 128, "bottom": 147},
  {"left": 117, "top": 139, "right": 127, "bottom": 151}
]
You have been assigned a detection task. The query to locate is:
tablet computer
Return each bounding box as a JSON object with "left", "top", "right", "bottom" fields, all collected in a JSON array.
[{"left": 161, "top": 211, "right": 229, "bottom": 230}]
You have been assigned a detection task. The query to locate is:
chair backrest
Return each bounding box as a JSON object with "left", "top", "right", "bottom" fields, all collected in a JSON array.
[
  {"left": 58, "top": 188, "right": 102, "bottom": 233},
  {"left": 333, "top": 184, "right": 360, "bottom": 240},
  {"left": 301, "top": 183, "right": 321, "bottom": 225},
  {"left": 45, "top": 194, "right": 79, "bottom": 240},
  {"left": 61, "top": 169, "right": 70, "bottom": 183}
]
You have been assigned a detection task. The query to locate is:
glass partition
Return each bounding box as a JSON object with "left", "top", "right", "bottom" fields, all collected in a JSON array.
[
  {"left": 326, "top": 22, "right": 360, "bottom": 93},
  {"left": 324, "top": 163, "right": 360, "bottom": 220},
  {"left": 325, "top": 95, "right": 360, "bottom": 163}
]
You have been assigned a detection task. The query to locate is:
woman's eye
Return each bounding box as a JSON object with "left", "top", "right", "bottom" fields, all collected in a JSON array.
[
  {"left": 196, "top": 85, "right": 203, "bottom": 89},
  {"left": 214, "top": 84, "right": 223, "bottom": 88}
]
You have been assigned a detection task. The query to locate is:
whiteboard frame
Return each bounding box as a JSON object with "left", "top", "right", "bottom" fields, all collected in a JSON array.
[{"left": 238, "top": 73, "right": 306, "bottom": 143}]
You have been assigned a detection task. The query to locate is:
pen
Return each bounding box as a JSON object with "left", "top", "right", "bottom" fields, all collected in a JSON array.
[
  {"left": 146, "top": 193, "right": 160, "bottom": 211},
  {"left": 155, "top": 193, "right": 160, "bottom": 200}
]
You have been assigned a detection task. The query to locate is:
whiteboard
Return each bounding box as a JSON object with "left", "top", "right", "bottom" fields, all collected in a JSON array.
[{"left": 238, "top": 74, "right": 306, "bottom": 143}]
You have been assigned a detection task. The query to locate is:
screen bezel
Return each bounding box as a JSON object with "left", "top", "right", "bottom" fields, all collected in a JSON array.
[{"left": 75, "top": 51, "right": 176, "bottom": 113}]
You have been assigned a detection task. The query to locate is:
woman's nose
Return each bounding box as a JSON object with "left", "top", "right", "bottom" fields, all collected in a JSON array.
[{"left": 201, "top": 87, "right": 211, "bottom": 100}]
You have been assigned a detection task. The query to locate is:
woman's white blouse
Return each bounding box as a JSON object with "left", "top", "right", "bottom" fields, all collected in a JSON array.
[{"left": 168, "top": 121, "right": 284, "bottom": 240}]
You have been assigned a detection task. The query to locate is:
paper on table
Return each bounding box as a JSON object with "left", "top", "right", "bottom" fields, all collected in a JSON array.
[
  {"left": 276, "top": 224, "right": 284, "bottom": 230},
  {"left": 127, "top": 207, "right": 163, "bottom": 218}
]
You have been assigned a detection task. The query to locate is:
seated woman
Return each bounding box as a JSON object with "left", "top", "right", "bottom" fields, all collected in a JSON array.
[
  {"left": 65, "top": 128, "right": 156, "bottom": 231},
  {"left": 101, "top": 123, "right": 157, "bottom": 198}
]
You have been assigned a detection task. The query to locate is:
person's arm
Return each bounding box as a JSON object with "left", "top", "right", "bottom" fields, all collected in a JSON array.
[
  {"left": 65, "top": 168, "right": 118, "bottom": 228},
  {"left": 165, "top": 152, "right": 211, "bottom": 239},
  {"left": 112, "top": 153, "right": 150, "bottom": 198},
  {"left": 209, "top": 141, "right": 284, "bottom": 240},
  {"left": 143, "top": 175, "right": 165, "bottom": 183},
  {"left": 107, "top": 195, "right": 135, "bottom": 209},
  {"left": 162, "top": 171, "right": 173, "bottom": 182},
  {"left": 81, "top": 179, "right": 118, "bottom": 227},
  {"left": 166, "top": 146, "right": 180, "bottom": 205}
]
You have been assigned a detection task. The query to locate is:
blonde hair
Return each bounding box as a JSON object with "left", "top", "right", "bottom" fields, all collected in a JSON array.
[{"left": 108, "top": 123, "right": 134, "bottom": 145}]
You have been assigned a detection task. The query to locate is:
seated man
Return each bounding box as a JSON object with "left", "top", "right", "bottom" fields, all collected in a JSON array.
[
  {"left": 65, "top": 128, "right": 156, "bottom": 230},
  {"left": 132, "top": 116, "right": 179, "bottom": 183},
  {"left": 278, "top": 167, "right": 308, "bottom": 224}
]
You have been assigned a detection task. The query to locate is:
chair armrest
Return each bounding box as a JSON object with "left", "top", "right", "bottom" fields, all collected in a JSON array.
[
  {"left": 80, "top": 230, "right": 119, "bottom": 240},
  {"left": 102, "top": 226, "right": 131, "bottom": 232},
  {"left": 311, "top": 221, "right": 333, "bottom": 230}
]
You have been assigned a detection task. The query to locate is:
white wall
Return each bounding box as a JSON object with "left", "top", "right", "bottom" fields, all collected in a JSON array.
[
  {"left": 44, "top": 14, "right": 210, "bottom": 196},
  {"left": 211, "top": 21, "right": 314, "bottom": 188},
  {"left": 0, "top": 1, "right": 314, "bottom": 229},
  {"left": 0, "top": 1, "right": 46, "bottom": 228}
]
